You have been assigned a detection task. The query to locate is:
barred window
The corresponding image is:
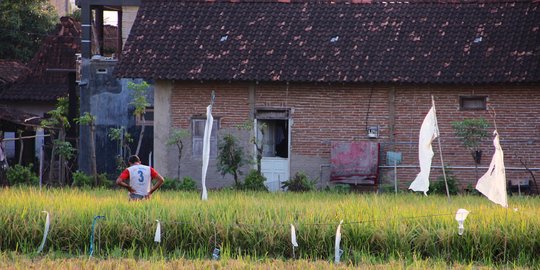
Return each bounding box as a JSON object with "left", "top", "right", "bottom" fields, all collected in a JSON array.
[{"left": 192, "top": 118, "right": 218, "bottom": 158}]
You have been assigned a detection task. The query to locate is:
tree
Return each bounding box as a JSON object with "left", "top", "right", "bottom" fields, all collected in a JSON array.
[
  {"left": 166, "top": 128, "right": 190, "bottom": 180},
  {"left": 217, "top": 134, "right": 246, "bottom": 187},
  {"left": 128, "top": 81, "right": 151, "bottom": 156},
  {"left": 452, "top": 118, "right": 490, "bottom": 179},
  {"left": 237, "top": 121, "right": 266, "bottom": 174},
  {"left": 0, "top": 0, "right": 58, "bottom": 62},
  {"left": 76, "top": 112, "right": 98, "bottom": 186},
  {"left": 108, "top": 127, "right": 133, "bottom": 173},
  {"left": 41, "top": 97, "right": 72, "bottom": 185}
]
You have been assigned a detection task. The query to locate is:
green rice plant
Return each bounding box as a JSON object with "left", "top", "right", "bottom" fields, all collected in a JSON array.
[
  {"left": 1, "top": 252, "right": 488, "bottom": 269},
  {"left": 0, "top": 188, "right": 539, "bottom": 268}
]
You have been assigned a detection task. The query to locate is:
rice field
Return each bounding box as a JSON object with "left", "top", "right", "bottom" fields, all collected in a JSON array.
[
  {"left": 0, "top": 187, "right": 539, "bottom": 268},
  {"left": 0, "top": 252, "right": 510, "bottom": 270}
]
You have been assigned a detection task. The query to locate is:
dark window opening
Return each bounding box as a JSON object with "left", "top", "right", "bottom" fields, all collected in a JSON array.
[
  {"left": 136, "top": 107, "right": 154, "bottom": 126},
  {"left": 192, "top": 118, "right": 219, "bottom": 158},
  {"left": 258, "top": 119, "right": 288, "bottom": 158},
  {"left": 460, "top": 96, "right": 487, "bottom": 111}
]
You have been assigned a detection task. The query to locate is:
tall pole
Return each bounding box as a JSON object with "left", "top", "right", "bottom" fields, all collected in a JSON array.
[
  {"left": 39, "top": 146, "right": 43, "bottom": 191},
  {"left": 394, "top": 160, "right": 398, "bottom": 194},
  {"left": 432, "top": 96, "right": 450, "bottom": 200}
]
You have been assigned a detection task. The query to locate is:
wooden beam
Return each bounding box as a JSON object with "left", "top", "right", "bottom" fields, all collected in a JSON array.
[
  {"left": 2, "top": 134, "right": 50, "bottom": 142},
  {"left": 86, "top": 0, "right": 140, "bottom": 6}
]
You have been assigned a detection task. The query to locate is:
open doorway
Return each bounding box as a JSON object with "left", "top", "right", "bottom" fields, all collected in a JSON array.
[
  {"left": 258, "top": 119, "right": 288, "bottom": 159},
  {"left": 255, "top": 109, "right": 290, "bottom": 192}
]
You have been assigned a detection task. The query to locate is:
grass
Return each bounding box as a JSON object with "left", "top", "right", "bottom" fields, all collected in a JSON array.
[{"left": 0, "top": 187, "right": 539, "bottom": 268}]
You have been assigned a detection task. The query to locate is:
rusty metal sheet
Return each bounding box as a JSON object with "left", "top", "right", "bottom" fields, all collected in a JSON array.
[{"left": 330, "top": 141, "right": 379, "bottom": 185}]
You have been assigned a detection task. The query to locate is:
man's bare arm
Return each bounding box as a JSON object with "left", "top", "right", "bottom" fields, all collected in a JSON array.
[
  {"left": 116, "top": 177, "right": 135, "bottom": 193},
  {"left": 149, "top": 174, "right": 165, "bottom": 195}
]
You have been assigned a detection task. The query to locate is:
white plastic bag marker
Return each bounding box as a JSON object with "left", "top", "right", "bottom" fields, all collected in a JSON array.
[
  {"left": 334, "top": 220, "right": 344, "bottom": 264},
  {"left": 154, "top": 220, "right": 161, "bottom": 243},
  {"left": 37, "top": 211, "right": 50, "bottom": 253},
  {"left": 201, "top": 105, "right": 213, "bottom": 201},
  {"left": 455, "top": 209, "right": 470, "bottom": 236},
  {"left": 291, "top": 224, "right": 298, "bottom": 248}
]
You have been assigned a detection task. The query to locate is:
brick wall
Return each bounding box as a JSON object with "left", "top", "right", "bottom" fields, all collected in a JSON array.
[
  {"left": 171, "top": 82, "right": 251, "bottom": 128},
  {"left": 255, "top": 83, "right": 390, "bottom": 156},
  {"left": 390, "top": 85, "right": 540, "bottom": 191},
  {"left": 168, "top": 81, "right": 540, "bottom": 191}
]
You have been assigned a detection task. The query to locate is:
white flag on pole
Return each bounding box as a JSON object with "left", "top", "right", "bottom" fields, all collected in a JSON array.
[
  {"left": 290, "top": 224, "right": 298, "bottom": 248},
  {"left": 476, "top": 130, "right": 508, "bottom": 208},
  {"left": 334, "top": 220, "right": 343, "bottom": 264},
  {"left": 409, "top": 105, "right": 439, "bottom": 195},
  {"left": 154, "top": 220, "right": 161, "bottom": 243},
  {"left": 37, "top": 211, "right": 50, "bottom": 253},
  {"left": 201, "top": 105, "right": 213, "bottom": 201}
]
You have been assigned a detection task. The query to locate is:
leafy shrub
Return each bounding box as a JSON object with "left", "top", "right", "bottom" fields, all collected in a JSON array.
[
  {"left": 6, "top": 164, "right": 38, "bottom": 186},
  {"left": 429, "top": 168, "right": 459, "bottom": 195},
  {"left": 282, "top": 172, "right": 316, "bottom": 192},
  {"left": 379, "top": 182, "right": 407, "bottom": 194},
  {"left": 161, "top": 176, "right": 197, "bottom": 191},
  {"left": 97, "top": 173, "right": 114, "bottom": 188},
  {"left": 178, "top": 176, "right": 197, "bottom": 191},
  {"left": 242, "top": 169, "right": 268, "bottom": 191},
  {"left": 161, "top": 177, "right": 178, "bottom": 190},
  {"left": 72, "top": 170, "right": 92, "bottom": 188},
  {"left": 217, "top": 134, "right": 246, "bottom": 187},
  {"left": 465, "top": 183, "right": 481, "bottom": 195}
]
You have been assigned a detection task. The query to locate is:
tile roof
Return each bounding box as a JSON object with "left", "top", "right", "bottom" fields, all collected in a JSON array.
[
  {"left": 0, "top": 17, "right": 81, "bottom": 101},
  {"left": 103, "top": 25, "right": 120, "bottom": 54},
  {"left": 0, "top": 105, "right": 42, "bottom": 127},
  {"left": 0, "top": 60, "right": 30, "bottom": 91},
  {"left": 115, "top": 0, "right": 540, "bottom": 84}
]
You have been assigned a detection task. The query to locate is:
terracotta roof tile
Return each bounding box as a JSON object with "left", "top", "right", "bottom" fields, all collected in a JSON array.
[
  {"left": 0, "top": 105, "right": 41, "bottom": 127},
  {"left": 0, "top": 17, "right": 81, "bottom": 101},
  {"left": 0, "top": 60, "right": 30, "bottom": 89},
  {"left": 115, "top": 0, "right": 540, "bottom": 83}
]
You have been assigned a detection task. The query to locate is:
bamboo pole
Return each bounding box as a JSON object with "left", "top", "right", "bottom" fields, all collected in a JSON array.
[
  {"left": 432, "top": 96, "right": 450, "bottom": 200},
  {"left": 2, "top": 134, "right": 50, "bottom": 142},
  {"left": 17, "top": 131, "right": 23, "bottom": 164},
  {"left": 488, "top": 104, "right": 508, "bottom": 265},
  {"left": 394, "top": 160, "right": 398, "bottom": 194},
  {"left": 39, "top": 146, "right": 43, "bottom": 190}
]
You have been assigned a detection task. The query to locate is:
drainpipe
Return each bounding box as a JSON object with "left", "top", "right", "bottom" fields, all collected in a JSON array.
[
  {"left": 78, "top": 0, "right": 92, "bottom": 174},
  {"left": 80, "top": 0, "right": 91, "bottom": 59},
  {"left": 320, "top": 164, "right": 330, "bottom": 187}
]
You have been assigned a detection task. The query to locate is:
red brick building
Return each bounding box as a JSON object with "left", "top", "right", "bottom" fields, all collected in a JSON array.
[{"left": 116, "top": 0, "right": 540, "bottom": 192}]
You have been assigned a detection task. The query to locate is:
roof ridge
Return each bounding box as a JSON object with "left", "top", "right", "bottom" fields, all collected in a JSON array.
[{"left": 152, "top": 0, "right": 538, "bottom": 4}]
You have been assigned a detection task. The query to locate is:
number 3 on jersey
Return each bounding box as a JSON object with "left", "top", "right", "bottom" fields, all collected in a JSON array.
[{"left": 137, "top": 170, "right": 144, "bottom": 182}]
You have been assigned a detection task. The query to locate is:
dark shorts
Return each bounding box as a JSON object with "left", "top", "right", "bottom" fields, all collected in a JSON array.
[{"left": 129, "top": 193, "right": 146, "bottom": 201}]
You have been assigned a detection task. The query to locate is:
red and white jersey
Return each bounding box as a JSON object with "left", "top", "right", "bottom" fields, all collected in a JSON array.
[{"left": 119, "top": 164, "right": 158, "bottom": 196}]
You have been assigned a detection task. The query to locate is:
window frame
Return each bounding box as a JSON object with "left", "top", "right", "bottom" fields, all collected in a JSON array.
[
  {"left": 135, "top": 107, "right": 154, "bottom": 126},
  {"left": 191, "top": 117, "right": 219, "bottom": 159},
  {"left": 459, "top": 96, "right": 487, "bottom": 111}
]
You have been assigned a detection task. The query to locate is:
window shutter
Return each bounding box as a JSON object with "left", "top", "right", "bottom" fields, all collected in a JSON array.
[{"left": 192, "top": 118, "right": 219, "bottom": 158}]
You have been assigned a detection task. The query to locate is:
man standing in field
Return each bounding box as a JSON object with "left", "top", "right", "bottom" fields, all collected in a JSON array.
[{"left": 116, "top": 155, "right": 164, "bottom": 200}]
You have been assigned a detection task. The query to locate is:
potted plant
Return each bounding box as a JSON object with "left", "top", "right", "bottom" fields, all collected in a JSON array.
[{"left": 451, "top": 118, "right": 490, "bottom": 179}]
